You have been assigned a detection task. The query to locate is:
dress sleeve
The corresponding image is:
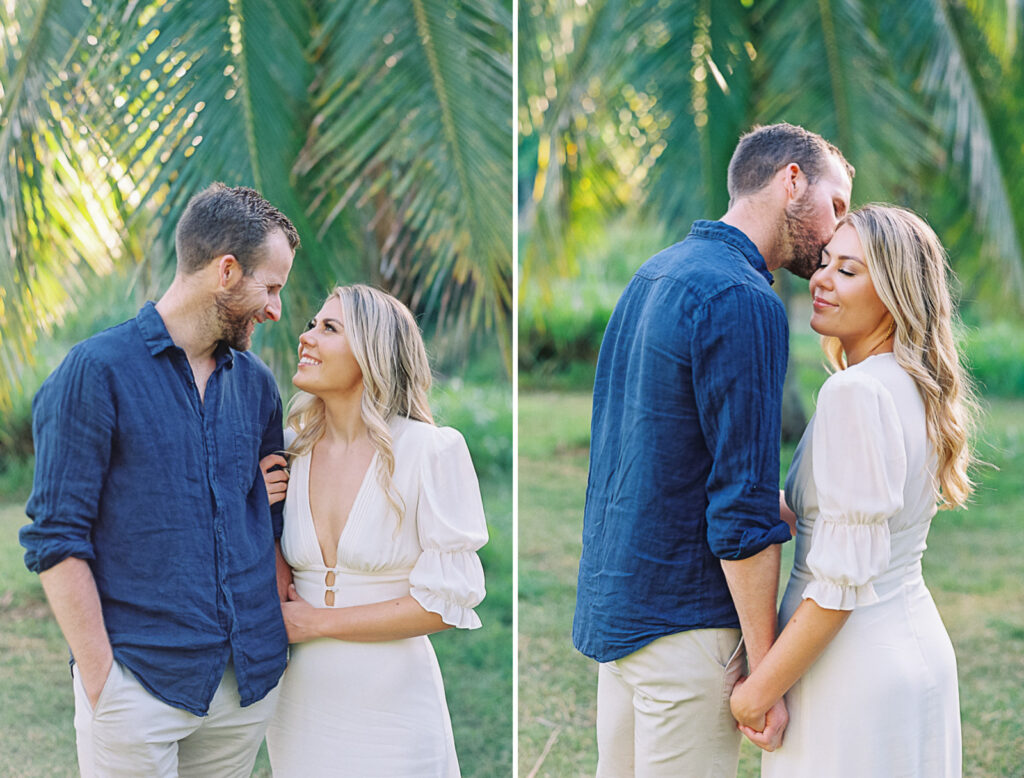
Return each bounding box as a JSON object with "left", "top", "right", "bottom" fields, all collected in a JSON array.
[
  {"left": 408, "top": 426, "right": 489, "bottom": 629},
  {"left": 803, "top": 370, "right": 906, "bottom": 610}
]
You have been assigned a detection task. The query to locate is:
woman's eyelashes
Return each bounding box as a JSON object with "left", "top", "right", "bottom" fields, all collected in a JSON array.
[
  {"left": 816, "top": 258, "right": 856, "bottom": 276},
  {"left": 304, "top": 319, "right": 337, "bottom": 333}
]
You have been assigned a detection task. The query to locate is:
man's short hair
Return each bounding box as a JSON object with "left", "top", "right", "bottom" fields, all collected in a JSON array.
[
  {"left": 174, "top": 183, "right": 300, "bottom": 275},
  {"left": 727, "top": 123, "right": 854, "bottom": 203}
]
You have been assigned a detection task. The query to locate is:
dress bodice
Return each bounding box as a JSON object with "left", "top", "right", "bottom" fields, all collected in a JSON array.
[
  {"left": 280, "top": 417, "right": 488, "bottom": 627},
  {"left": 784, "top": 354, "right": 938, "bottom": 608}
]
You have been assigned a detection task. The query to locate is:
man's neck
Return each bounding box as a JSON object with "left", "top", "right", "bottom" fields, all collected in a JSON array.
[
  {"left": 719, "top": 196, "right": 784, "bottom": 271},
  {"left": 155, "top": 281, "right": 220, "bottom": 364}
]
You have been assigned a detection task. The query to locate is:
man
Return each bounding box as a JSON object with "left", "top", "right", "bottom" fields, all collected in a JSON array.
[
  {"left": 20, "top": 183, "right": 300, "bottom": 777},
  {"left": 573, "top": 123, "right": 854, "bottom": 776}
]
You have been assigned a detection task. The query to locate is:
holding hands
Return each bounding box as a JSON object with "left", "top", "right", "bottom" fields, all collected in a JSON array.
[{"left": 731, "top": 677, "right": 788, "bottom": 752}]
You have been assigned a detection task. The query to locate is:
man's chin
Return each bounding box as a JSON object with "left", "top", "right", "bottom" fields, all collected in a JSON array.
[
  {"left": 785, "top": 261, "right": 817, "bottom": 280},
  {"left": 222, "top": 333, "right": 252, "bottom": 352},
  {"left": 783, "top": 250, "right": 822, "bottom": 280}
]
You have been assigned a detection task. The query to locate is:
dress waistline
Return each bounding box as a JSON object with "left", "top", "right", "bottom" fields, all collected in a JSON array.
[{"left": 292, "top": 567, "right": 411, "bottom": 609}]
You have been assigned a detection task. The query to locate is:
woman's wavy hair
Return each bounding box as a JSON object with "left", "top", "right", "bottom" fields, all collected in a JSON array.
[
  {"left": 286, "top": 284, "right": 434, "bottom": 519},
  {"left": 820, "top": 204, "right": 978, "bottom": 509}
]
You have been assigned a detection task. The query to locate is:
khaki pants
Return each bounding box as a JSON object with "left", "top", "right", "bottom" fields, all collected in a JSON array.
[
  {"left": 596, "top": 628, "right": 744, "bottom": 778},
  {"left": 72, "top": 660, "right": 280, "bottom": 778}
]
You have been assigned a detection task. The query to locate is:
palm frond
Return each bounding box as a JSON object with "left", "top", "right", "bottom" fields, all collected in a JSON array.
[
  {"left": 0, "top": 0, "right": 124, "bottom": 402},
  {"left": 298, "top": 0, "right": 512, "bottom": 363},
  {"left": 881, "top": 0, "right": 1024, "bottom": 301}
]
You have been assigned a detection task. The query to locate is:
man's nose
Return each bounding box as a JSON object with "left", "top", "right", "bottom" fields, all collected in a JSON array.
[{"left": 265, "top": 297, "right": 282, "bottom": 322}]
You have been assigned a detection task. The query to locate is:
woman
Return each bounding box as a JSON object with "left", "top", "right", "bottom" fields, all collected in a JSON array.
[
  {"left": 262, "top": 284, "right": 488, "bottom": 776},
  {"left": 730, "top": 205, "right": 975, "bottom": 776}
]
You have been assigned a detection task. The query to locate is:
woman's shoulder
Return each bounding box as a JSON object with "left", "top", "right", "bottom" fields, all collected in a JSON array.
[
  {"left": 817, "top": 355, "right": 913, "bottom": 426},
  {"left": 392, "top": 416, "right": 468, "bottom": 453},
  {"left": 820, "top": 354, "right": 897, "bottom": 398}
]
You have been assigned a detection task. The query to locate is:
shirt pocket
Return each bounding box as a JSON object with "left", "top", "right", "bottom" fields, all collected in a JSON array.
[{"left": 232, "top": 422, "right": 265, "bottom": 493}]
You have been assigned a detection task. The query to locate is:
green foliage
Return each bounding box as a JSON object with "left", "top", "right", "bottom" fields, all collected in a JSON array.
[
  {"left": 519, "top": 0, "right": 1024, "bottom": 315},
  {"left": 519, "top": 217, "right": 672, "bottom": 384},
  {"left": 0, "top": 0, "right": 513, "bottom": 408},
  {"left": 963, "top": 321, "right": 1024, "bottom": 397},
  {"left": 432, "top": 378, "right": 513, "bottom": 481}
]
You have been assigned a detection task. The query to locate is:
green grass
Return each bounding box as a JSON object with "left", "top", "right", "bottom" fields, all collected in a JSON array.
[
  {"left": 518, "top": 390, "right": 1024, "bottom": 778},
  {"left": 0, "top": 472, "right": 512, "bottom": 777}
]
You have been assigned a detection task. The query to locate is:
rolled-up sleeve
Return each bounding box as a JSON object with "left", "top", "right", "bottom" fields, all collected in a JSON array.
[
  {"left": 21, "top": 348, "right": 115, "bottom": 572},
  {"left": 692, "top": 284, "right": 791, "bottom": 560}
]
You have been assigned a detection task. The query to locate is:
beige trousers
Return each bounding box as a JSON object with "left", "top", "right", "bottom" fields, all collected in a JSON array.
[
  {"left": 595, "top": 628, "right": 744, "bottom": 778},
  {"left": 72, "top": 660, "right": 279, "bottom": 778}
]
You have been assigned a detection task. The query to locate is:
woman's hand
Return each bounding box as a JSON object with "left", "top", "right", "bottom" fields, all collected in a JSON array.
[
  {"left": 280, "top": 584, "right": 321, "bottom": 644},
  {"left": 731, "top": 676, "right": 787, "bottom": 752},
  {"left": 260, "top": 454, "right": 289, "bottom": 505}
]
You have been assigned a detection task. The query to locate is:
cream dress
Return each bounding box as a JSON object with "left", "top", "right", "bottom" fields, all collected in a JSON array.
[
  {"left": 762, "top": 353, "right": 961, "bottom": 777},
  {"left": 265, "top": 417, "right": 488, "bottom": 777}
]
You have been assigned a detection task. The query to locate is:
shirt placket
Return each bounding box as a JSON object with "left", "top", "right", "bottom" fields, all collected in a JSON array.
[{"left": 201, "top": 365, "right": 239, "bottom": 647}]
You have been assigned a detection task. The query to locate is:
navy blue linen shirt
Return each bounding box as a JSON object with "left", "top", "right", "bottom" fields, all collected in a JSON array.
[
  {"left": 573, "top": 220, "right": 793, "bottom": 663},
  {"left": 21, "top": 302, "right": 288, "bottom": 715}
]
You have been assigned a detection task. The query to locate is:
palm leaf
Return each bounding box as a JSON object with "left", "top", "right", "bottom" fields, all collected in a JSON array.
[
  {"left": 298, "top": 0, "right": 512, "bottom": 363},
  {"left": 0, "top": 0, "right": 124, "bottom": 401},
  {"left": 2, "top": 0, "right": 512, "bottom": 405},
  {"left": 75, "top": 0, "right": 320, "bottom": 369},
  {"left": 879, "top": 0, "right": 1024, "bottom": 301}
]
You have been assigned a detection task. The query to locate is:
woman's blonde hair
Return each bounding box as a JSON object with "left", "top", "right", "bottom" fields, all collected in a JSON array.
[
  {"left": 820, "top": 204, "right": 978, "bottom": 509},
  {"left": 286, "top": 284, "right": 434, "bottom": 518}
]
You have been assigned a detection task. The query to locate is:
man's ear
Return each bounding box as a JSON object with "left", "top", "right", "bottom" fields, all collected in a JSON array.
[
  {"left": 216, "top": 254, "right": 242, "bottom": 289},
  {"left": 781, "top": 162, "right": 805, "bottom": 202}
]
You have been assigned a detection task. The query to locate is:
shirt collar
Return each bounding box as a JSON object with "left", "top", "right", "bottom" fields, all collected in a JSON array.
[
  {"left": 688, "top": 220, "right": 775, "bottom": 286},
  {"left": 135, "top": 301, "right": 235, "bottom": 367}
]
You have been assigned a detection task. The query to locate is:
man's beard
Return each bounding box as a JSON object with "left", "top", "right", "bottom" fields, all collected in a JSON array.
[
  {"left": 214, "top": 289, "right": 260, "bottom": 351},
  {"left": 783, "top": 196, "right": 826, "bottom": 280}
]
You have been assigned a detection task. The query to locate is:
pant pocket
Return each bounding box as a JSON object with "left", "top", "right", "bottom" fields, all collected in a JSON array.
[{"left": 73, "top": 659, "right": 121, "bottom": 718}]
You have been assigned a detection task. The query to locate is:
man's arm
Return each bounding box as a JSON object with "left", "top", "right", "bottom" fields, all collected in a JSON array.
[
  {"left": 720, "top": 544, "right": 780, "bottom": 670},
  {"left": 39, "top": 557, "right": 112, "bottom": 708},
  {"left": 690, "top": 286, "right": 793, "bottom": 750},
  {"left": 721, "top": 546, "right": 789, "bottom": 751}
]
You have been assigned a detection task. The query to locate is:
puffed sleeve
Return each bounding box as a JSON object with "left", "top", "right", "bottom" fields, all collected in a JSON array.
[
  {"left": 803, "top": 370, "right": 906, "bottom": 609},
  {"left": 408, "top": 426, "right": 488, "bottom": 629}
]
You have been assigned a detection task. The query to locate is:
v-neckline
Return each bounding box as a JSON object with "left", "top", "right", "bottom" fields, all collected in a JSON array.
[{"left": 304, "top": 445, "right": 378, "bottom": 570}]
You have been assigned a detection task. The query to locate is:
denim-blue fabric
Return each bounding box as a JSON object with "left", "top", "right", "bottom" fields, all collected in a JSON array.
[
  {"left": 21, "top": 302, "right": 288, "bottom": 715},
  {"left": 573, "top": 221, "right": 793, "bottom": 663}
]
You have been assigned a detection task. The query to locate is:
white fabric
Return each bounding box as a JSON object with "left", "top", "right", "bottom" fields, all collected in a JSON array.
[
  {"left": 73, "top": 661, "right": 278, "bottom": 778},
  {"left": 764, "top": 354, "right": 961, "bottom": 777},
  {"left": 266, "top": 417, "right": 487, "bottom": 777},
  {"left": 803, "top": 363, "right": 905, "bottom": 608}
]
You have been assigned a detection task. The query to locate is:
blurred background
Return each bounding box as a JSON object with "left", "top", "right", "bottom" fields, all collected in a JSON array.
[
  {"left": 0, "top": 1, "right": 512, "bottom": 775},
  {"left": 518, "top": 1, "right": 1024, "bottom": 776}
]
